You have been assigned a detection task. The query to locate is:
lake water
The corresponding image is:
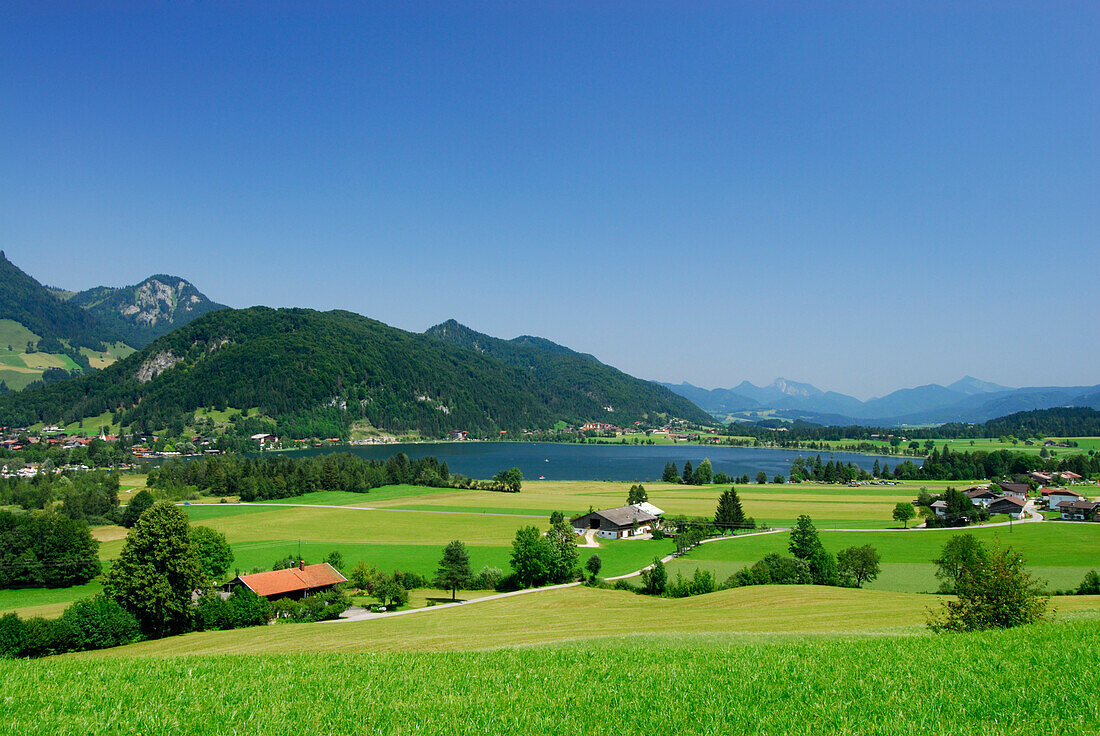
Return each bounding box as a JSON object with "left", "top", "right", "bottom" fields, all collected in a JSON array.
[{"left": 282, "top": 442, "right": 902, "bottom": 482}]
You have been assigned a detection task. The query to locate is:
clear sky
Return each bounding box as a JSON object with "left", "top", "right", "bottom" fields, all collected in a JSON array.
[{"left": 2, "top": 2, "right": 1097, "bottom": 399}]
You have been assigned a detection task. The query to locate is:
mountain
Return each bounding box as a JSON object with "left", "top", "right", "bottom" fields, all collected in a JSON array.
[
  {"left": 67, "top": 275, "right": 227, "bottom": 348},
  {"left": 0, "top": 251, "right": 121, "bottom": 350},
  {"left": 0, "top": 309, "right": 710, "bottom": 436},
  {"left": 424, "top": 320, "right": 710, "bottom": 425},
  {"left": 666, "top": 375, "right": 1100, "bottom": 426},
  {"left": 947, "top": 375, "right": 1011, "bottom": 395}
]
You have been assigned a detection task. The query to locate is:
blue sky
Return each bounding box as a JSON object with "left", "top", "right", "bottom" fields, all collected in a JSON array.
[{"left": 2, "top": 2, "right": 1097, "bottom": 399}]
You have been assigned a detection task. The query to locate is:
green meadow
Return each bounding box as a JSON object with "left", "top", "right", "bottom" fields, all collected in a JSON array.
[
  {"left": 2, "top": 590, "right": 1098, "bottom": 734},
  {"left": 665, "top": 522, "right": 1100, "bottom": 593}
]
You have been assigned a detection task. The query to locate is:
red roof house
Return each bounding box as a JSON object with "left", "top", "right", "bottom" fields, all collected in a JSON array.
[{"left": 227, "top": 562, "right": 347, "bottom": 600}]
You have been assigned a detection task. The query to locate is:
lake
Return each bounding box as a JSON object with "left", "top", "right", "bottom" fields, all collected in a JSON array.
[{"left": 280, "top": 442, "right": 904, "bottom": 482}]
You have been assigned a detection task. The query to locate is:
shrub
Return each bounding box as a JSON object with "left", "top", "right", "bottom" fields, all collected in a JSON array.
[
  {"left": 1077, "top": 570, "right": 1100, "bottom": 595},
  {"left": 18, "top": 617, "right": 75, "bottom": 658},
  {"left": 470, "top": 566, "right": 505, "bottom": 590},
  {"left": 0, "top": 613, "right": 27, "bottom": 658},
  {"left": 194, "top": 591, "right": 234, "bottom": 631},
  {"left": 929, "top": 546, "right": 1048, "bottom": 632},
  {"left": 227, "top": 588, "right": 272, "bottom": 628},
  {"left": 61, "top": 595, "right": 141, "bottom": 651}
]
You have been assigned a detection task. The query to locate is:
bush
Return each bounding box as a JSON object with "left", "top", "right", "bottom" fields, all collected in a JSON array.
[
  {"left": 1077, "top": 570, "right": 1100, "bottom": 595},
  {"left": 394, "top": 570, "right": 427, "bottom": 590},
  {"left": 494, "top": 573, "right": 522, "bottom": 593},
  {"left": 227, "top": 588, "right": 272, "bottom": 628},
  {"left": 194, "top": 591, "right": 234, "bottom": 631},
  {"left": 0, "top": 613, "right": 27, "bottom": 658},
  {"left": 18, "top": 617, "right": 75, "bottom": 658},
  {"left": 61, "top": 595, "right": 141, "bottom": 651},
  {"left": 929, "top": 546, "right": 1048, "bottom": 632},
  {"left": 470, "top": 566, "right": 505, "bottom": 590}
]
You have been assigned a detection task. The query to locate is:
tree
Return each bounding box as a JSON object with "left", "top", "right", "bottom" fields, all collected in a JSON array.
[
  {"left": 549, "top": 510, "right": 565, "bottom": 524},
  {"left": 492, "top": 467, "right": 523, "bottom": 492},
  {"left": 640, "top": 558, "right": 667, "bottom": 595},
  {"left": 1077, "top": 570, "right": 1100, "bottom": 595},
  {"left": 836, "top": 545, "right": 881, "bottom": 588},
  {"left": 692, "top": 459, "right": 712, "bottom": 485},
  {"left": 662, "top": 461, "right": 680, "bottom": 483},
  {"left": 626, "top": 484, "right": 648, "bottom": 505},
  {"left": 892, "top": 502, "right": 916, "bottom": 529},
  {"left": 585, "top": 553, "right": 602, "bottom": 580},
  {"left": 102, "top": 501, "right": 204, "bottom": 637},
  {"left": 545, "top": 521, "right": 580, "bottom": 583},
  {"left": 681, "top": 461, "right": 694, "bottom": 485},
  {"left": 788, "top": 515, "right": 822, "bottom": 560},
  {"left": 120, "top": 490, "right": 155, "bottom": 528},
  {"left": 435, "top": 540, "right": 472, "bottom": 601},
  {"left": 61, "top": 595, "right": 140, "bottom": 651},
  {"left": 929, "top": 546, "right": 1048, "bottom": 632},
  {"left": 510, "top": 526, "right": 551, "bottom": 588},
  {"left": 714, "top": 487, "right": 749, "bottom": 531},
  {"left": 933, "top": 534, "right": 988, "bottom": 594},
  {"left": 189, "top": 526, "right": 234, "bottom": 581},
  {"left": 373, "top": 574, "right": 409, "bottom": 608},
  {"left": 756, "top": 471, "right": 768, "bottom": 484},
  {"left": 325, "top": 550, "right": 344, "bottom": 571}
]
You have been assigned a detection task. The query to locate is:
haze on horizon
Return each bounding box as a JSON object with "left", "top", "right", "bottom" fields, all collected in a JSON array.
[{"left": 2, "top": 3, "right": 1097, "bottom": 400}]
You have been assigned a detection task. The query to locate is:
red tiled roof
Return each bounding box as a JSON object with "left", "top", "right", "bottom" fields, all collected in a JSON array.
[{"left": 237, "top": 563, "right": 346, "bottom": 598}]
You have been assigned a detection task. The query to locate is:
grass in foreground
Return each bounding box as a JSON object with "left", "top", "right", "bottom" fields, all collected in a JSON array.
[{"left": 5, "top": 617, "right": 1098, "bottom": 735}]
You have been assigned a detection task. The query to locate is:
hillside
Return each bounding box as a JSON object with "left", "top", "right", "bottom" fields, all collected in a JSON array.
[
  {"left": 67, "top": 275, "right": 227, "bottom": 348},
  {"left": 0, "top": 252, "right": 121, "bottom": 351},
  {"left": 425, "top": 320, "right": 710, "bottom": 426},
  {"left": 0, "top": 254, "right": 134, "bottom": 390},
  {"left": 0, "top": 308, "right": 708, "bottom": 436}
]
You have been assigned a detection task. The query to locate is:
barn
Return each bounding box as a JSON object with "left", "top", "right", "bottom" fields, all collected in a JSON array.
[{"left": 571, "top": 503, "right": 663, "bottom": 539}]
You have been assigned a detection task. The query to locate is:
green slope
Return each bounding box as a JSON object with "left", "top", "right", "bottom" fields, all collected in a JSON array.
[
  {"left": 0, "top": 307, "right": 708, "bottom": 436},
  {"left": 426, "top": 319, "right": 711, "bottom": 425},
  {"left": 0, "top": 251, "right": 121, "bottom": 350}
]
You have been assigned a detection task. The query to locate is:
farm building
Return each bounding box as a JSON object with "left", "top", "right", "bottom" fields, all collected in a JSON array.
[
  {"left": 225, "top": 562, "right": 346, "bottom": 600},
  {"left": 965, "top": 487, "right": 999, "bottom": 507},
  {"left": 250, "top": 433, "right": 279, "bottom": 446},
  {"left": 1042, "top": 488, "right": 1083, "bottom": 510},
  {"left": 571, "top": 503, "right": 663, "bottom": 539},
  {"left": 1057, "top": 500, "right": 1099, "bottom": 522},
  {"left": 995, "top": 482, "right": 1030, "bottom": 500},
  {"left": 987, "top": 495, "right": 1028, "bottom": 519}
]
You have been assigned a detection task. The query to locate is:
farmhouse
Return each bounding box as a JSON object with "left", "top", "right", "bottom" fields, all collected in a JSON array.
[
  {"left": 250, "top": 433, "right": 279, "bottom": 447},
  {"left": 1057, "top": 500, "right": 1100, "bottom": 522},
  {"left": 995, "top": 482, "right": 1030, "bottom": 500},
  {"left": 1042, "top": 488, "right": 1083, "bottom": 510},
  {"left": 965, "top": 487, "right": 999, "bottom": 507},
  {"left": 987, "top": 495, "right": 1027, "bottom": 519},
  {"left": 571, "top": 503, "right": 663, "bottom": 539},
  {"left": 225, "top": 562, "right": 346, "bottom": 600}
]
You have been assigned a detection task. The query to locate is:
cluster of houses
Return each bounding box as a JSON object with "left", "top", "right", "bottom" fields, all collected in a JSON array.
[
  {"left": 571, "top": 502, "right": 665, "bottom": 539},
  {"left": 934, "top": 480, "right": 1098, "bottom": 522}
]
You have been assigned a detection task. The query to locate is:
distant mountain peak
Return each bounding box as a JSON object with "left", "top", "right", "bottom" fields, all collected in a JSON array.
[
  {"left": 948, "top": 376, "right": 1012, "bottom": 395},
  {"left": 770, "top": 377, "right": 823, "bottom": 397}
]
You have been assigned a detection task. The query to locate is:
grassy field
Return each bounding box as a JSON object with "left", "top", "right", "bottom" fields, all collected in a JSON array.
[
  {"left": 811, "top": 436, "right": 1100, "bottom": 457},
  {"left": 665, "top": 523, "right": 1100, "bottom": 593},
  {"left": 5, "top": 619, "right": 1097, "bottom": 735}
]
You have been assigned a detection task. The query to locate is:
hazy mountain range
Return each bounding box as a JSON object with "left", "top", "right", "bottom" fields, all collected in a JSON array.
[{"left": 662, "top": 377, "right": 1100, "bottom": 426}]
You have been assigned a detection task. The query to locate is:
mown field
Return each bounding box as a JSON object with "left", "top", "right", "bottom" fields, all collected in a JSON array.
[
  {"left": 810, "top": 436, "right": 1100, "bottom": 456},
  {"left": 3, "top": 589, "right": 1098, "bottom": 734},
  {"left": 5, "top": 478, "right": 1096, "bottom": 619},
  {"left": 665, "top": 523, "right": 1100, "bottom": 593}
]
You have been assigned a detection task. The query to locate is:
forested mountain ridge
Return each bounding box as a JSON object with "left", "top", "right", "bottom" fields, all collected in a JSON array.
[
  {"left": 0, "top": 308, "right": 709, "bottom": 436},
  {"left": 65, "top": 275, "right": 227, "bottom": 348},
  {"left": 424, "top": 320, "right": 710, "bottom": 425},
  {"left": 0, "top": 251, "right": 122, "bottom": 351}
]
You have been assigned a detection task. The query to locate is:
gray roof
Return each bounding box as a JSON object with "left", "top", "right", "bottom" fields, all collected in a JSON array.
[{"left": 577, "top": 505, "right": 658, "bottom": 527}]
